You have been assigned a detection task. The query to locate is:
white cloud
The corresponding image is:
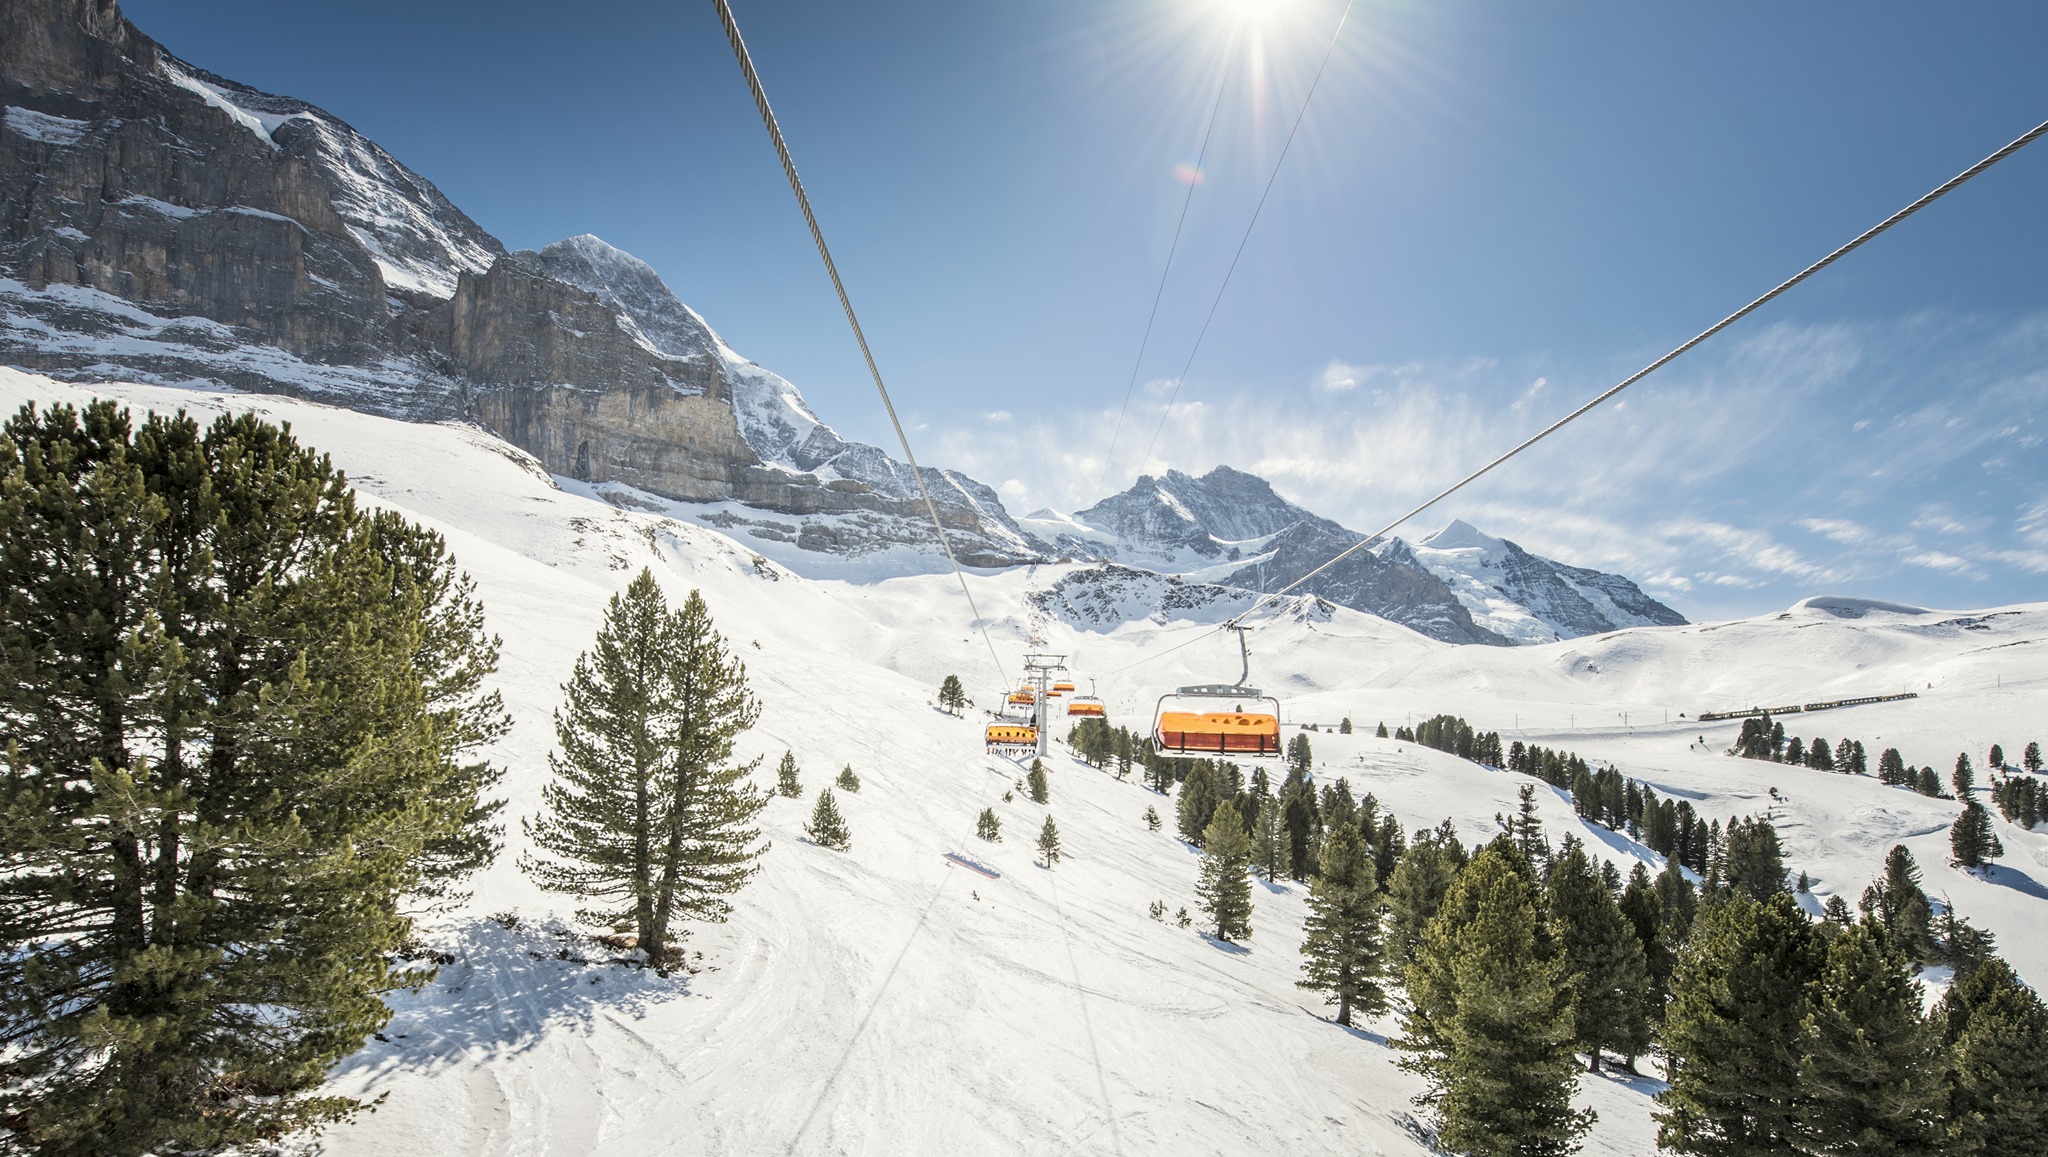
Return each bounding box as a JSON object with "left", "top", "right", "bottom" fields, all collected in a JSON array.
[
  {"left": 1902, "top": 550, "right": 1980, "bottom": 578},
  {"left": 1315, "top": 359, "right": 1362, "bottom": 392},
  {"left": 983, "top": 410, "right": 1013, "bottom": 422},
  {"left": 1797, "top": 518, "right": 1873, "bottom": 545}
]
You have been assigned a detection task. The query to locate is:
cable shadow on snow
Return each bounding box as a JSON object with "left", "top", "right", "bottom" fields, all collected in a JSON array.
[{"left": 331, "top": 916, "right": 693, "bottom": 1084}]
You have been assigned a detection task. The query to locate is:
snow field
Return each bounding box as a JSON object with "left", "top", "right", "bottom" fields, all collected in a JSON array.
[{"left": 1, "top": 368, "right": 2041, "bottom": 1155}]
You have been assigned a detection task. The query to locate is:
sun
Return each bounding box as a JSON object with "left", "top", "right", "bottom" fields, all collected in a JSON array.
[{"left": 1207, "top": 0, "right": 1294, "bottom": 24}]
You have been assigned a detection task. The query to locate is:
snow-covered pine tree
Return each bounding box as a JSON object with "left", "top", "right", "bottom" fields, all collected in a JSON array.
[
  {"left": 1794, "top": 923, "right": 1944, "bottom": 1153},
  {"left": 837, "top": 764, "right": 862, "bottom": 792},
  {"left": 524, "top": 575, "right": 766, "bottom": 967},
  {"left": 1950, "top": 800, "right": 2003, "bottom": 871},
  {"left": 1037, "top": 815, "right": 1062, "bottom": 866},
  {"left": 977, "top": 807, "right": 1002, "bottom": 842},
  {"left": 1548, "top": 839, "right": 1651, "bottom": 1071},
  {"left": 0, "top": 403, "right": 510, "bottom": 1152},
  {"left": 938, "top": 673, "right": 967, "bottom": 714},
  {"left": 1298, "top": 826, "right": 1388, "bottom": 1026},
  {"left": 1027, "top": 759, "right": 1050, "bottom": 804},
  {"left": 1397, "top": 843, "right": 1589, "bottom": 1156},
  {"left": 1197, "top": 801, "right": 1256, "bottom": 941},
  {"left": 776, "top": 750, "right": 802, "bottom": 798},
  {"left": 1655, "top": 892, "right": 1826, "bottom": 1155},
  {"left": 806, "top": 789, "right": 852, "bottom": 850}
]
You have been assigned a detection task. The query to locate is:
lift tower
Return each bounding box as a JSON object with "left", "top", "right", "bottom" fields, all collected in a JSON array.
[{"left": 1022, "top": 653, "right": 1068, "bottom": 758}]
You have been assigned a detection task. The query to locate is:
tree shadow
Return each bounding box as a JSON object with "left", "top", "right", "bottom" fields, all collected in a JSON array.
[
  {"left": 1978, "top": 862, "right": 2048, "bottom": 901},
  {"left": 1199, "top": 933, "right": 1251, "bottom": 956},
  {"left": 331, "top": 916, "right": 692, "bottom": 1083}
]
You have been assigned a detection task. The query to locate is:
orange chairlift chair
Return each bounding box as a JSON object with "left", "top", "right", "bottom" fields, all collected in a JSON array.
[{"left": 1150, "top": 624, "right": 1280, "bottom": 757}]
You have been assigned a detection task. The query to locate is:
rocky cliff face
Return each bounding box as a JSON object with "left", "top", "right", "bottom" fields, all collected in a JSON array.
[{"left": 0, "top": 0, "right": 1042, "bottom": 564}]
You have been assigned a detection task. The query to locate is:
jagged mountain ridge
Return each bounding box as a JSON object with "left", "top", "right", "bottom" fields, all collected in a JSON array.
[
  {"left": 1055, "top": 468, "right": 1685, "bottom": 644},
  {"left": 0, "top": 0, "right": 1040, "bottom": 566},
  {"left": 0, "top": 0, "right": 1683, "bottom": 638}
]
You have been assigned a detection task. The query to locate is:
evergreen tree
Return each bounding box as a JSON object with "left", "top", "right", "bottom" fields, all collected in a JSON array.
[
  {"left": 937, "top": 673, "right": 967, "bottom": 714},
  {"left": 1988, "top": 743, "right": 2004, "bottom": 770},
  {"left": 0, "top": 403, "right": 508, "bottom": 1153},
  {"left": 1655, "top": 893, "right": 1826, "bottom": 1155},
  {"left": 1498, "top": 783, "right": 1550, "bottom": 869},
  {"left": 1298, "top": 826, "right": 1390, "bottom": 1026},
  {"left": 1397, "top": 844, "right": 1591, "bottom": 1157},
  {"left": 1340, "top": 717, "right": 1353, "bottom": 734},
  {"left": 1114, "top": 728, "right": 1134, "bottom": 780},
  {"left": 1619, "top": 863, "right": 1676, "bottom": 1039},
  {"left": 1196, "top": 801, "right": 1255, "bottom": 941},
  {"left": 1037, "top": 815, "right": 1062, "bottom": 866},
  {"left": 837, "top": 764, "right": 862, "bottom": 792},
  {"left": 1176, "top": 762, "right": 1220, "bottom": 844},
  {"left": 1935, "top": 956, "right": 2048, "bottom": 1156},
  {"left": 524, "top": 578, "right": 767, "bottom": 966},
  {"left": 1954, "top": 752, "right": 1976, "bottom": 799},
  {"left": 1549, "top": 840, "right": 1652, "bottom": 1071},
  {"left": 2024, "top": 740, "right": 2042, "bottom": 774},
  {"left": 1654, "top": 859, "right": 1700, "bottom": 955},
  {"left": 805, "top": 789, "right": 851, "bottom": 850},
  {"left": 1377, "top": 721, "right": 1390, "bottom": 738},
  {"left": 1785, "top": 736, "right": 1806, "bottom": 767},
  {"left": 1808, "top": 737, "right": 1834, "bottom": 771},
  {"left": 1916, "top": 766, "right": 1944, "bottom": 798},
  {"left": 1143, "top": 804, "right": 1162, "bottom": 832},
  {"left": 776, "top": 750, "right": 802, "bottom": 798},
  {"left": 1877, "top": 747, "right": 1907, "bottom": 786},
  {"left": 1288, "top": 731, "right": 1314, "bottom": 777},
  {"left": 1723, "top": 815, "right": 1790, "bottom": 902},
  {"left": 976, "top": 807, "right": 1002, "bottom": 842},
  {"left": 1253, "top": 795, "right": 1285, "bottom": 881},
  {"left": 1794, "top": 923, "right": 1944, "bottom": 1155},
  {"left": 1026, "top": 759, "right": 1049, "bottom": 805},
  {"left": 1387, "top": 821, "right": 1469, "bottom": 968},
  {"left": 1859, "top": 845, "right": 1936, "bottom": 964},
  {"left": 1949, "top": 800, "right": 2003, "bottom": 871},
  {"left": 1281, "top": 767, "right": 1320, "bottom": 880}
]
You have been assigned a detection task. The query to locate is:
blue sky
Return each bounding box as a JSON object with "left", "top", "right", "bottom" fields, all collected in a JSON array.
[{"left": 127, "top": 0, "right": 2048, "bottom": 620}]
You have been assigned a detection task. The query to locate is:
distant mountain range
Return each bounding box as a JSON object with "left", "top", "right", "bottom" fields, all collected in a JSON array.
[{"left": 0, "top": 0, "right": 1682, "bottom": 646}]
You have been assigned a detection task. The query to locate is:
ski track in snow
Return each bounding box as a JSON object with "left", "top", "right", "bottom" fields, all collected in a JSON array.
[{"left": 4, "top": 366, "right": 2044, "bottom": 1156}]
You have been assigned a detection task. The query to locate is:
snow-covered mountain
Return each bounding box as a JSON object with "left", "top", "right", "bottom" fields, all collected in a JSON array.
[
  {"left": 1048, "top": 467, "right": 1682, "bottom": 646},
  {"left": 7, "top": 366, "right": 2044, "bottom": 1157},
  {"left": 1401, "top": 519, "right": 1688, "bottom": 644}
]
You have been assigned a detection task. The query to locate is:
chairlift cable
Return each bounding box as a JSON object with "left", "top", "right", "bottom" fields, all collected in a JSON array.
[
  {"left": 712, "top": 0, "right": 1009, "bottom": 689},
  {"left": 1115, "top": 111, "right": 2048, "bottom": 674},
  {"left": 1132, "top": 0, "right": 1357, "bottom": 480},
  {"left": 1093, "top": 26, "right": 1243, "bottom": 501}
]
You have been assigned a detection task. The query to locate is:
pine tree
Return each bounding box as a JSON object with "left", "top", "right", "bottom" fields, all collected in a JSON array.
[
  {"left": 1340, "top": 717, "right": 1353, "bottom": 734},
  {"left": 1988, "top": 743, "right": 2005, "bottom": 770},
  {"left": 1936, "top": 956, "right": 2048, "bottom": 1156},
  {"left": 937, "top": 673, "right": 967, "bottom": 714},
  {"left": 1860, "top": 845, "right": 1936, "bottom": 963},
  {"left": 1723, "top": 815, "right": 1789, "bottom": 901},
  {"left": 1498, "top": 782, "right": 1550, "bottom": 869},
  {"left": 1176, "top": 762, "right": 1219, "bottom": 843},
  {"left": 1397, "top": 844, "right": 1591, "bottom": 1157},
  {"left": 523, "top": 577, "right": 766, "bottom": 966},
  {"left": 1954, "top": 752, "right": 1976, "bottom": 799},
  {"left": 1655, "top": 892, "right": 1826, "bottom": 1155},
  {"left": 1281, "top": 768, "right": 1320, "bottom": 880},
  {"left": 1794, "top": 923, "right": 1945, "bottom": 1154},
  {"left": 1950, "top": 800, "right": 2004, "bottom": 871},
  {"left": 1253, "top": 795, "right": 1285, "bottom": 881},
  {"left": 1377, "top": 721, "right": 1390, "bottom": 738},
  {"left": 1549, "top": 840, "right": 1652, "bottom": 1071},
  {"left": 806, "top": 789, "right": 851, "bottom": 850},
  {"left": 776, "top": 750, "right": 802, "bottom": 798},
  {"left": 976, "top": 807, "right": 1002, "bottom": 842},
  {"left": 1197, "top": 801, "right": 1256, "bottom": 941},
  {"left": 1917, "top": 766, "right": 1944, "bottom": 798},
  {"left": 1619, "top": 862, "right": 1676, "bottom": 1041},
  {"left": 1387, "top": 821, "right": 1469, "bottom": 968},
  {"left": 1037, "top": 815, "right": 1062, "bottom": 867},
  {"left": 1298, "top": 826, "right": 1389, "bottom": 1026},
  {"left": 0, "top": 403, "right": 508, "bottom": 1153},
  {"left": 1143, "top": 804, "right": 1162, "bottom": 832},
  {"left": 1878, "top": 747, "right": 1907, "bottom": 786},
  {"left": 1026, "top": 759, "right": 1050, "bottom": 804},
  {"left": 2024, "top": 741, "right": 2043, "bottom": 774},
  {"left": 837, "top": 764, "right": 862, "bottom": 792}
]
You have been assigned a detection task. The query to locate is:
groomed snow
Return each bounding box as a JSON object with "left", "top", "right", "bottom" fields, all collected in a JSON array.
[{"left": 2, "top": 366, "right": 2041, "bottom": 1156}]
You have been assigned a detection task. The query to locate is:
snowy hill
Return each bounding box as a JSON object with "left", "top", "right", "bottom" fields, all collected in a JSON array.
[{"left": 7, "top": 365, "right": 2043, "bottom": 1157}]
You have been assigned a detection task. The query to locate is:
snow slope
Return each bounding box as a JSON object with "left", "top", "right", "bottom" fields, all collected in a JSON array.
[{"left": 4, "top": 366, "right": 2043, "bottom": 1156}]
